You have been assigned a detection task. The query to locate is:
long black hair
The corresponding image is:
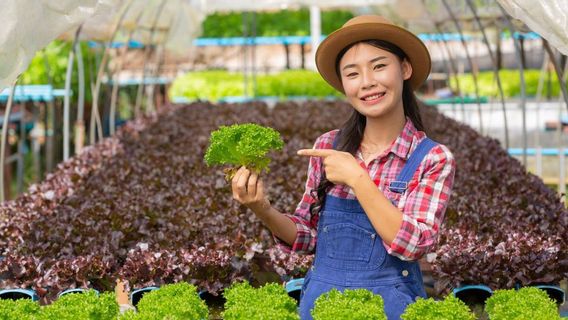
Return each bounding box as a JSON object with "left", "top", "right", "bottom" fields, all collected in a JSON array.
[{"left": 309, "top": 39, "right": 426, "bottom": 217}]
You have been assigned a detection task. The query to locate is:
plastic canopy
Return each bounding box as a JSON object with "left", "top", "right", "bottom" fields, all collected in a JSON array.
[
  {"left": 0, "top": 0, "right": 118, "bottom": 89},
  {"left": 2, "top": 0, "right": 568, "bottom": 90},
  {"left": 497, "top": 0, "right": 568, "bottom": 56}
]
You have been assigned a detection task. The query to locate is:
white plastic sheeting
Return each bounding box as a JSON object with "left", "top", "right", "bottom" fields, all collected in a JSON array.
[
  {"left": 0, "top": 0, "right": 117, "bottom": 89},
  {"left": 61, "top": 0, "right": 204, "bottom": 54},
  {"left": 191, "top": 0, "right": 389, "bottom": 13},
  {"left": 497, "top": 0, "right": 568, "bottom": 56}
]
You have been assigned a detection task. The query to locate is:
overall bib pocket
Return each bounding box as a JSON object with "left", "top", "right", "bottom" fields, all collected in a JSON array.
[{"left": 321, "top": 222, "right": 385, "bottom": 270}]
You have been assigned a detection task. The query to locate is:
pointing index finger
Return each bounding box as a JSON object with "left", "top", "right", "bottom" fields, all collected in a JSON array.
[{"left": 297, "top": 149, "right": 336, "bottom": 158}]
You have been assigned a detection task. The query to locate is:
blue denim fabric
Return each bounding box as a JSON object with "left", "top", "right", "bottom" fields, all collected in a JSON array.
[{"left": 298, "top": 137, "right": 437, "bottom": 320}]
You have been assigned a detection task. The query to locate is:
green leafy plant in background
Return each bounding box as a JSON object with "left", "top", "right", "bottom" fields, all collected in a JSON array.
[
  {"left": 401, "top": 295, "right": 475, "bottom": 320},
  {"left": 204, "top": 123, "right": 284, "bottom": 180},
  {"left": 169, "top": 70, "right": 341, "bottom": 101},
  {"left": 20, "top": 40, "right": 94, "bottom": 103},
  {"left": 450, "top": 69, "right": 563, "bottom": 98},
  {"left": 201, "top": 9, "right": 354, "bottom": 37},
  {"left": 311, "top": 288, "right": 387, "bottom": 320},
  {"left": 38, "top": 290, "right": 118, "bottom": 320},
  {"left": 121, "top": 283, "right": 208, "bottom": 320},
  {"left": 0, "top": 298, "right": 41, "bottom": 320},
  {"left": 222, "top": 282, "right": 299, "bottom": 320},
  {"left": 485, "top": 287, "right": 560, "bottom": 320}
]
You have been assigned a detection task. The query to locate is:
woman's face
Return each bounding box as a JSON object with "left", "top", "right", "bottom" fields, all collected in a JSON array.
[{"left": 339, "top": 42, "right": 412, "bottom": 119}]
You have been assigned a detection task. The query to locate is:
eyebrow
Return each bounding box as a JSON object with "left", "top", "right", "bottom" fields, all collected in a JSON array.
[{"left": 342, "top": 56, "right": 387, "bottom": 71}]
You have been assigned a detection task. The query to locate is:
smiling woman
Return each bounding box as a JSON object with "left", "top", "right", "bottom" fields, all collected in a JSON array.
[{"left": 230, "top": 15, "right": 456, "bottom": 320}]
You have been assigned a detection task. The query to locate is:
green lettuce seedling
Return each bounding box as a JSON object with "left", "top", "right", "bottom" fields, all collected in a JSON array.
[
  {"left": 401, "top": 295, "right": 475, "bottom": 320},
  {"left": 39, "top": 290, "right": 119, "bottom": 320},
  {"left": 0, "top": 298, "right": 41, "bottom": 320},
  {"left": 124, "top": 282, "right": 208, "bottom": 320},
  {"left": 485, "top": 287, "right": 560, "bottom": 320},
  {"left": 222, "top": 281, "right": 299, "bottom": 320},
  {"left": 204, "top": 123, "right": 284, "bottom": 180},
  {"left": 311, "top": 288, "right": 387, "bottom": 320}
]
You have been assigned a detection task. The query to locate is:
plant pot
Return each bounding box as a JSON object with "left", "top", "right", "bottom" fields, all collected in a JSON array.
[
  {"left": 285, "top": 278, "right": 304, "bottom": 304},
  {"left": 529, "top": 284, "right": 565, "bottom": 305},
  {"left": 57, "top": 288, "right": 100, "bottom": 299},
  {"left": 0, "top": 288, "right": 39, "bottom": 301},
  {"left": 130, "top": 286, "right": 159, "bottom": 307}
]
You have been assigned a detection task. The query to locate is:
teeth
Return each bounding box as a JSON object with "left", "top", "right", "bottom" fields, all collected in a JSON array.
[{"left": 363, "top": 93, "right": 384, "bottom": 101}]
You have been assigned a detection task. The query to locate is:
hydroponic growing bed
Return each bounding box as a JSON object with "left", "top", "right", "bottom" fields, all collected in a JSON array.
[{"left": 0, "top": 101, "right": 565, "bottom": 307}]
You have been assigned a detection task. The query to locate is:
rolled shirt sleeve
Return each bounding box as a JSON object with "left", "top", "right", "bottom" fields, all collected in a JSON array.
[
  {"left": 387, "top": 144, "right": 456, "bottom": 261},
  {"left": 273, "top": 133, "right": 334, "bottom": 254}
]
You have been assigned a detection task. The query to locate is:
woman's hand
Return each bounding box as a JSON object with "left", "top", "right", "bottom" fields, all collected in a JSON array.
[
  {"left": 297, "top": 149, "right": 367, "bottom": 187},
  {"left": 231, "top": 166, "right": 271, "bottom": 214}
]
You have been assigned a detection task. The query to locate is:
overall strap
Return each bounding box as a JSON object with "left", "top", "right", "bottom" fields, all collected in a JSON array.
[
  {"left": 332, "top": 130, "right": 341, "bottom": 150},
  {"left": 389, "top": 138, "right": 438, "bottom": 194}
]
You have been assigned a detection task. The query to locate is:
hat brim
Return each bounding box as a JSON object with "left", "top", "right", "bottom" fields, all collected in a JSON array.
[{"left": 315, "top": 22, "right": 431, "bottom": 93}]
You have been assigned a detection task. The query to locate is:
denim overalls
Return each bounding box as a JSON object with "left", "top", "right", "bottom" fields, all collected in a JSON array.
[{"left": 298, "top": 136, "right": 438, "bottom": 320}]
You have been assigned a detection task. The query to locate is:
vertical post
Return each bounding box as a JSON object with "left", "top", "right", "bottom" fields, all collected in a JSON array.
[
  {"left": 242, "top": 11, "right": 249, "bottom": 98},
  {"left": 535, "top": 147, "right": 542, "bottom": 177},
  {"left": 17, "top": 103, "right": 25, "bottom": 194},
  {"left": 560, "top": 148, "right": 566, "bottom": 198},
  {"left": 75, "top": 37, "right": 85, "bottom": 154},
  {"left": 251, "top": 11, "right": 257, "bottom": 98},
  {"left": 310, "top": 5, "right": 321, "bottom": 69},
  {"left": 284, "top": 43, "right": 290, "bottom": 70},
  {"left": 0, "top": 79, "right": 18, "bottom": 202}
]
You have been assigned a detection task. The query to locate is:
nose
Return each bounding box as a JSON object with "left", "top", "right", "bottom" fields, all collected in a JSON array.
[{"left": 361, "top": 69, "right": 377, "bottom": 90}]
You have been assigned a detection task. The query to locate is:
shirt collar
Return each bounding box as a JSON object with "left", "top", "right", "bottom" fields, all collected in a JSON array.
[{"left": 389, "top": 117, "right": 419, "bottom": 160}]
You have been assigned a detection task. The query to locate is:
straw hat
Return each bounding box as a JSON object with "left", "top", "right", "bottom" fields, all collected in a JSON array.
[{"left": 315, "top": 15, "right": 431, "bottom": 93}]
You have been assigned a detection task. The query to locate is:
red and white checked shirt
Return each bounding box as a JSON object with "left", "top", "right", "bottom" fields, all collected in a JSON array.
[{"left": 276, "top": 118, "right": 456, "bottom": 261}]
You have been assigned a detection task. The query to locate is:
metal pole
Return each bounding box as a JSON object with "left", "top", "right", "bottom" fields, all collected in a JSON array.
[
  {"left": 109, "top": 8, "right": 146, "bottom": 135},
  {"left": 310, "top": 5, "right": 321, "bottom": 69},
  {"left": 134, "top": 0, "right": 168, "bottom": 116},
  {"left": 0, "top": 79, "right": 18, "bottom": 202},
  {"left": 440, "top": 0, "right": 484, "bottom": 134},
  {"left": 63, "top": 26, "right": 82, "bottom": 161},
  {"left": 242, "top": 11, "right": 249, "bottom": 98},
  {"left": 543, "top": 40, "right": 568, "bottom": 110},
  {"left": 251, "top": 11, "right": 257, "bottom": 98},
  {"left": 75, "top": 33, "right": 86, "bottom": 154},
  {"left": 499, "top": 7, "right": 527, "bottom": 166},
  {"left": 464, "top": 0, "right": 509, "bottom": 149},
  {"left": 91, "top": 0, "right": 135, "bottom": 144}
]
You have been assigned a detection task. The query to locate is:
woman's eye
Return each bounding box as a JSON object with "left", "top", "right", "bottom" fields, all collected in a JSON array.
[
  {"left": 346, "top": 72, "right": 358, "bottom": 77},
  {"left": 374, "top": 64, "right": 386, "bottom": 70}
]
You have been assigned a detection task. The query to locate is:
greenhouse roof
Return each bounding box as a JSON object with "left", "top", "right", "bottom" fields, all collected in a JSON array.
[{"left": 1, "top": 0, "right": 567, "bottom": 89}]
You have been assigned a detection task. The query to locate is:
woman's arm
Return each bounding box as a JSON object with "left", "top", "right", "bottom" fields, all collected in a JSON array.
[
  {"left": 231, "top": 166, "right": 297, "bottom": 245},
  {"left": 298, "top": 144, "right": 456, "bottom": 260}
]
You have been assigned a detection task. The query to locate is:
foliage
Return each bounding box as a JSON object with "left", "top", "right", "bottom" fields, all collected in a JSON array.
[
  {"left": 0, "top": 299, "right": 41, "bottom": 320},
  {"left": 485, "top": 287, "right": 561, "bottom": 320},
  {"left": 126, "top": 282, "right": 208, "bottom": 320},
  {"left": 19, "top": 40, "right": 94, "bottom": 102},
  {"left": 424, "top": 101, "right": 568, "bottom": 292},
  {"left": 168, "top": 70, "right": 340, "bottom": 102},
  {"left": 311, "top": 288, "right": 386, "bottom": 320},
  {"left": 401, "top": 295, "right": 475, "bottom": 320},
  {"left": 38, "top": 290, "right": 118, "bottom": 320},
  {"left": 449, "top": 69, "right": 563, "bottom": 98},
  {"left": 204, "top": 123, "right": 284, "bottom": 178},
  {"left": 201, "top": 9, "right": 354, "bottom": 37},
  {"left": 222, "top": 282, "right": 299, "bottom": 320},
  {"left": 0, "top": 100, "right": 565, "bottom": 302}
]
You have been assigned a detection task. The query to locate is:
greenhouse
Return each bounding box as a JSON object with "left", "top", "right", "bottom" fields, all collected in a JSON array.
[{"left": 0, "top": 0, "right": 566, "bottom": 319}]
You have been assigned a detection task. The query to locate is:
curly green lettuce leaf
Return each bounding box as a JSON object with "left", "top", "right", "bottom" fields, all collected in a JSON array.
[{"left": 204, "top": 123, "right": 284, "bottom": 180}]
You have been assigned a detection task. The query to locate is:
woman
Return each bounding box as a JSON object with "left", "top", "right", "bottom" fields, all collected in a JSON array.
[{"left": 231, "top": 15, "right": 456, "bottom": 320}]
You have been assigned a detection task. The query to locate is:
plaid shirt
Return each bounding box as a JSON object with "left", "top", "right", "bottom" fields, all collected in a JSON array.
[{"left": 276, "top": 118, "right": 456, "bottom": 261}]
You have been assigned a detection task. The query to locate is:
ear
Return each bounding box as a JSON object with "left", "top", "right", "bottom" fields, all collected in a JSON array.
[{"left": 401, "top": 59, "right": 413, "bottom": 81}]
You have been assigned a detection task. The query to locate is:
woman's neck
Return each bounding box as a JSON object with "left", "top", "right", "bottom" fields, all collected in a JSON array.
[{"left": 362, "top": 109, "right": 407, "bottom": 148}]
